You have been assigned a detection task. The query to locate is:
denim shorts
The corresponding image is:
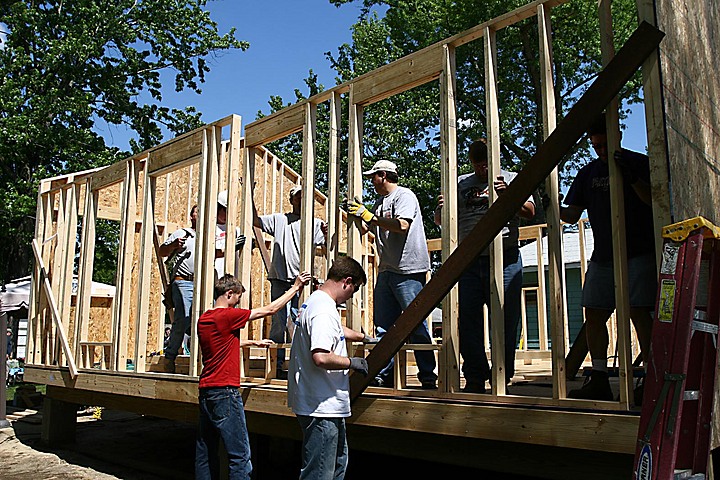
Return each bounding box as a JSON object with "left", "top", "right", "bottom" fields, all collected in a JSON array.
[{"left": 582, "top": 253, "right": 657, "bottom": 309}]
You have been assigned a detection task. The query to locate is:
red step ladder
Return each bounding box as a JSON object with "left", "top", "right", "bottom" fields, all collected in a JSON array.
[{"left": 635, "top": 217, "right": 720, "bottom": 480}]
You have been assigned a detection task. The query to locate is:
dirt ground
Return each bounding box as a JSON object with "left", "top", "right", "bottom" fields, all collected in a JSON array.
[{"left": 0, "top": 407, "right": 195, "bottom": 480}]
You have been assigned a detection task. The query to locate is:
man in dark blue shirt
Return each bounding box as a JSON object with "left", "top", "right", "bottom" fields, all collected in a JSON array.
[{"left": 560, "top": 115, "right": 656, "bottom": 403}]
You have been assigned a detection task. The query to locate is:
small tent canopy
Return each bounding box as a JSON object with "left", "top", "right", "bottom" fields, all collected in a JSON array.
[{"left": 0, "top": 276, "right": 115, "bottom": 313}]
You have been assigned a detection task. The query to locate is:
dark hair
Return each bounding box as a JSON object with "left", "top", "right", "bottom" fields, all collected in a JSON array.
[
  {"left": 468, "top": 139, "right": 488, "bottom": 163},
  {"left": 190, "top": 205, "right": 198, "bottom": 217},
  {"left": 588, "top": 113, "right": 607, "bottom": 136},
  {"left": 327, "top": 256, "right": 366, "bottom": 287},
  {"left": 214, "top": 274, "right": 245, "bottom": 299},
  {"left": 384, "top": 171, "right": 399, "bottom": 183}
]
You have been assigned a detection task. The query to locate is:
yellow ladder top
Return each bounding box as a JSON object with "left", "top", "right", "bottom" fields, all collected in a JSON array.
[{"left": 662, "top": 216, "right": 720, "bottom": 242}]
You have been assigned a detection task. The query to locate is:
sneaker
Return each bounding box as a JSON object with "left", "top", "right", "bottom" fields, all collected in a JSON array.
[
  {"left": 568, "top": 370, "right": 613, "bottom": 401},
  {"left": 462, "top": 381, "right": 486, "bottom": 394}
]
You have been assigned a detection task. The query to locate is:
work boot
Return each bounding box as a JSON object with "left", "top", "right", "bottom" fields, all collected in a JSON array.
[
  {"left": 163, "top": 357, "right": 176, "bottom": 374},
  {"left": 568, "top": 370, "right": 613, "bottom": 401},
  {"left": 462, "top": 381, "right": 486, "bottom": 394}
]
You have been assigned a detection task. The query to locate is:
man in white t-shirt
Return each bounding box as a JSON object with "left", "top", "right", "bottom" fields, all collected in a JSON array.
[
  {"left": 288, "top": 256, "right": 370, "bottom": 480},
  {"left": 254, "top": 185, "right": 327, "bottom": 378}
]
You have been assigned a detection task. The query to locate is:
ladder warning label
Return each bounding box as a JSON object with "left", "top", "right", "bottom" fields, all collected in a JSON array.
[
  {"left": 658, "top": 279, "right": 676, "bottom": 322},
  {"left": 661, "top": 243, "right": 679, "bottom": 275}
]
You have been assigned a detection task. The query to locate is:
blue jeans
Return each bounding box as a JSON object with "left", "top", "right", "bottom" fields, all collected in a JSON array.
[
  {"left": 373, "top": 271, "right": 437, "bottom": 384},
  {"left": 458, "top": 248, "right": 523, "bottom": 384},
  {"left": 269, "top": 280, "right": 300, "bottom": 370},
  {"left": 196, "top": 387, "right": 252, "bottom": 480},
  {"left": 166, "top": 279, "right": 193, "bottom": 361},
  {"left": 297, "top": 415, "right": 348, "bottom": 480}
]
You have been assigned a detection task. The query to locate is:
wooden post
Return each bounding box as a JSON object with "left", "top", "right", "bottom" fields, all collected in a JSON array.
[
  {"left": 224, "top": 115, "right": 242, "bottom": 276},
  {"left": 299, "top": 102, "right": 317, "bottom": 299},
  {"left": 538, "top": 2, "right": 568, "bottom": 399},
  {"left": 439, "top": 44, "right": 460, "bottom": 393},
  {"left": 134, "top": 159, "right": 156, "bottom": 373},
  {"left": 41, "top": 387, "right": 78, "bottom": 446},
  {"left": 327, "top": 92, "right": 342, "bottom": 269},
  {"left": 73, "top": 178, "right": 97, "bottom": 367},
  {"left": 27, "top": 180, "right": 51, "bottom": 365},
  {"left": 112, "top": 159, "right": 139, "bottom": 371},
  {"left": 599, "top": 0, "right": 633, "bottom": 409},
  {"left": 485, "top": 26, "right": 507, "bottom": 395},
  {"left": 346, "top": 87, "right": 364, "bottom": 332}
]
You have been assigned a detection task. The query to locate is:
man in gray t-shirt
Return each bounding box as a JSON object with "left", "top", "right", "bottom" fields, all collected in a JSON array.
[
  {"left": 347, "top": 160, "right": 437, "bottom": 389},
  {"left": 254, "top": 185, "right": 327, "bottom": 378}
]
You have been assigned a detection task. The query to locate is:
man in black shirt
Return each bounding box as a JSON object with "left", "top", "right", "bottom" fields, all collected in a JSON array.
[{"left": 560, "top": 115, "right": 656, "bottom": 403}]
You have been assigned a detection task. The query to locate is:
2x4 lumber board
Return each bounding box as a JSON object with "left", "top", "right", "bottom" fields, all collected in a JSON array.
[
  {"left": 112, "top": 159, "right": 140, "bottom": 371},
  {"left": 38, "top": 190, "right": 55, "bottom": 364},
  {"left": 635, "top": 0, "right": 672, "bottom": 258},
  {"left": 222, "top": 115, "right": 242, "bottom": 276},
  {"left": 73, "top": 178, "right": 98, "bottom": 365},
  {"left": 327, "top": 92, "right": 342, "bottom": 269},
  {"left": 351, "top": 44, "right": 443, "bottom": 107},
  {"left": 599, "top": 0, "right": 633, "bottom": 409},
  {"left": 484, "top": 26, "right": 507, "bottom": 396},
  {"left": 31, "top": 240, "right": 79, "bottom": 378},
  {"left": 245, "top": 102, "right": 306, "bottom": 148},
  {"left": 350, "top": 22, "right": 665, "bottom": 402},
  {"left": 59, "top": 180, "right": 80, "bottom": 365},
  {"left": 537, "top": 3, "right": 568, "bottom": 399},
  {"left": 238, "top": 146, "right": 255, "bottom": 309},
  {"left": 28, "top": 180, "right": 52, "bottom": 365},
  {"left": 346, "top": 88, "right": 364, "bottom": 331},
  {"left": 299, "top": 103, "right": 317, "bottom": 299},
  {"left": 439, "top": 44, "right": 460, "bottom": 393},
  {"left": 147, "top": 130, "right": 204, "bottom": 175},
  {"left": 134, "top": 163, "right": 156, "bottom": 373}
]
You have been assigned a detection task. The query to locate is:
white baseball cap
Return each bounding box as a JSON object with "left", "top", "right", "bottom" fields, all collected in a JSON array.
[
  {"left": 363, "top": 160, "right": 398, "bottom": 175},
  {"left": 217, "top": 190, "right": 228, "bottom": 208}
]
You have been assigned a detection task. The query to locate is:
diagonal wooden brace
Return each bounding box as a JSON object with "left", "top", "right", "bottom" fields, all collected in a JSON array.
[{"left": 350, "top": 21, "right": 665, "bottom": 401}]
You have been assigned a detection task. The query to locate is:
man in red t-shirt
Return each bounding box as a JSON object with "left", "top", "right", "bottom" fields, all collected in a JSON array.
[{"left": 195, "top": 272, "right": 311, "bottom": 480}]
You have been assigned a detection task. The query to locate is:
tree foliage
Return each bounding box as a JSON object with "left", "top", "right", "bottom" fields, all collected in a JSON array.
[
  {"left": 264, "top": 0, "right": 642, "bottom": 237},
  {"left": 0, "top": 0, "right": 247, "bottom": 282}
]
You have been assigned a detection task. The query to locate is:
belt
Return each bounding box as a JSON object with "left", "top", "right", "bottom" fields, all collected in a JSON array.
[{"left": 174, "top": 275, "right": 193, "bottom": 282}]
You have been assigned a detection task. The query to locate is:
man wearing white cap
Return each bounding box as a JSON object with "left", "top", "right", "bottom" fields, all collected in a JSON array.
[
  {"left": 254, "top": 184, "right": 327, "bottom": 379},
  {"left": 347, "top": 160, "right": 437, "bottom": 389}
]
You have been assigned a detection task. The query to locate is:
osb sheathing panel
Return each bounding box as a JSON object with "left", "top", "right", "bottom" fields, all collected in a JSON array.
[
  {"left": 68, "top": 297, "right": 114, "bottom": 346},
  {"left": 658, "top": 0, "right": 720, "bottom": 224}
]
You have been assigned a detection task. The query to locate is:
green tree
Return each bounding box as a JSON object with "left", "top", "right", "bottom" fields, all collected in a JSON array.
[
  {"left": 0, "top": 0, "right": 247, "bottom": 283},
  {"left": 264, "top": 0, "right": 642, "bottom": 237}
]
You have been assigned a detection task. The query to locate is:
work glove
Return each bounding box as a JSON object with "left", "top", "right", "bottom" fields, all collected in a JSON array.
[
  {"left": 362, "top": 334, "right": 380, "bottom": 344},
  {"left": 614, "top": 151, "right": 639, "bottom": 184},
  {"left": 348, "top": 357, "right": 369, "bottom": 376},
  {"left": 235, "top": 234, "right": 247, "bottom": 250},
  {"left": 347, "top": 199, "right": 376, "bottom": 224}
]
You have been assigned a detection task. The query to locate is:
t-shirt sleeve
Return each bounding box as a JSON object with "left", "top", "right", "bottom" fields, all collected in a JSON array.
[
  {"left": 565, "top": 168, "right": 588, "bottom": 208},
  {"left": 308, "top": 314, "right": 339, "bottom": 353},
  {"left": 161, "top": 229, "right": 183, "bottom": 247},
  {"left": 259, "top": 214, "right": 277, "bottom": 236},
  {"left": 393, "top": 189, "right": 418, "bottom": 222},
  {"left": 222, "top": 308, "right": 251, "bottom": 331}
]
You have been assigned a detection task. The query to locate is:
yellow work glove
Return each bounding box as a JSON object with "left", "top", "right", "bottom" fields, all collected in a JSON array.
[{"left": 347, "top": 199, "right": 376, "bottom": 223}]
